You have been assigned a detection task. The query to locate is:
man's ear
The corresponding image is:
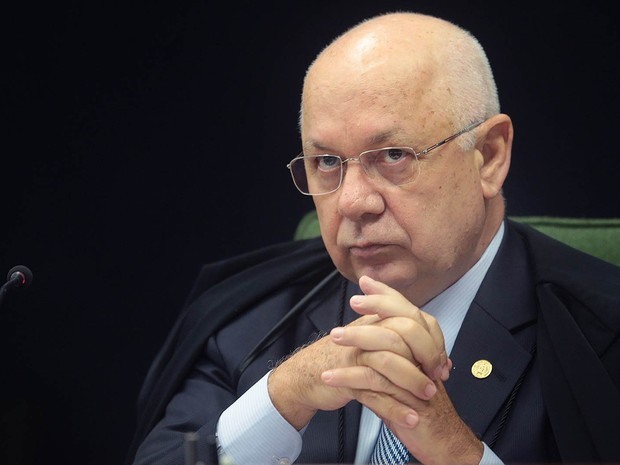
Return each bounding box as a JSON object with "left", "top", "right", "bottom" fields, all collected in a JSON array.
[{"left": 477, "top": 114, "right": 513, "bottom": 199}]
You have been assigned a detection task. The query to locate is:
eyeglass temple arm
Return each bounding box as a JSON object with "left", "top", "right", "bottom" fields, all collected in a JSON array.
[{"left": 419, "top": 120, "right": 484, "bottom": 156}]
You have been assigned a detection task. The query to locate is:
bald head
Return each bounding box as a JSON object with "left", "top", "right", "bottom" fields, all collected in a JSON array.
[
  {"left": 301, "top": 12, "right": 499, "bottom": 144},
  {"left": 297, "top": 12, "right": 513, "bottom": 305}
]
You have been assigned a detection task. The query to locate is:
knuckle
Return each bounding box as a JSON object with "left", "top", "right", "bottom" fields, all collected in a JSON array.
[
  {"left": 356, "top": 387, "right": 381, "bottom": 405},
  {"left": 356, "top": 361, "right": 392, "bottom": 392}
]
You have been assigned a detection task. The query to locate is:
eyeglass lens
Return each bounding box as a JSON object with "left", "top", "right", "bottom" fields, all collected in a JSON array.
[{"left": 289, "top": 148, "right": 420, "bottom": 195}]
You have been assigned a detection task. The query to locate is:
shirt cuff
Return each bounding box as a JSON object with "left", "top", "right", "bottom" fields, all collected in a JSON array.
[
  {"left": 217, "top": 371, "right": 303, "bottom": 465},
  {"left": 480, "top": 442, "right": 504, "bottom": 465}
]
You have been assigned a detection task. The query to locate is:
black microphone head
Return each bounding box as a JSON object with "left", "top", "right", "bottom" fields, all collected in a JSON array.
[{"left": 7, "top": 265, "right": 33, "bottom": 290}]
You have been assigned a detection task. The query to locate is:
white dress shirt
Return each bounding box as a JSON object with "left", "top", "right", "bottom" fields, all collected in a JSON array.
[{"left": 218, "top": 223, "right": 505, "bottom": 465}]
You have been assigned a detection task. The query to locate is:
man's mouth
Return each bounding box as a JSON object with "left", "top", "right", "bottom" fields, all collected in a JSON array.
[{"left": 349, "top": 243, "right": 387, "bottom": 258}]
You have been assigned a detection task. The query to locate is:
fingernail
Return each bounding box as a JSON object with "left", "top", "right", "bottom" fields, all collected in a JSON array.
[
  {"left": 331, "top": 327, "right": 344, "bottom": 339},
  {"left": 322, "top": 370, "right": 333, "bottom": 382},
  {"left": 424, "top": 382, "right": 437, "bottom": 398},
  {"left": 405, "top": 412, "right": 418, "bottom": 427},
  {"left": 442, "top": 363, "right": 450, "bottom": 381},
  {"left": 350, "top": 295, "right": 363, "bottom": 306}
]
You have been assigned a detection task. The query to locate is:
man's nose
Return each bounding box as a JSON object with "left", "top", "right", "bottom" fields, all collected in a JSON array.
[{"left": 336, "top": 161, "right": 385, "bottom": 219}]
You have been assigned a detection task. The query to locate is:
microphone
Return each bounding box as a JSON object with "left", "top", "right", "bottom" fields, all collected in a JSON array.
[{"left": 0, "top": 265, "right": 33, "bottom": 309}]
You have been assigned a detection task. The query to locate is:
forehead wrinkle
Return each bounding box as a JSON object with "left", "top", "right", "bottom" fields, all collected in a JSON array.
[{"left": 303, "top": 128, "right": 408, "bottom": 155}]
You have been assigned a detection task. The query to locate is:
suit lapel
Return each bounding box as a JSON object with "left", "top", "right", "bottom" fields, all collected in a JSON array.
[
  {"left": 446, "top": 222, "right": 538, "bottom": 439},
  {"left": 446, "top": 301, "right": 535, "bottom": 438}
]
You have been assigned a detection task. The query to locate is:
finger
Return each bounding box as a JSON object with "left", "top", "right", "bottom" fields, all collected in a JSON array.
[
  {"left": 421, "top": 312, "right": 451, "bottom": 381},
  {"left": 322, "top": 350, "right": 436, "bottom": 401},
  {"left": 321, "top": 365, "right": 414, "bottom": 400},
  {"left": 341, "top": 313, "right": 446, "bottom": 382},
  {"left": 347, "top": 313, "right": 381, "bottom": 327},
  {"left": 331, "top": 319, "right": 440, "bottom": 380},
  {"left": 356, "top": 350, "right": 438, "bottom": 400},
  {"left": 353, "top": 276, "right": 429, "bottom": 327},
  {"left": 374, "top": 316, "right": 447, "bottom": 381},
  {"left": 353, "top": 276, "right": 450, "bottom": 381},
  {"left": 329, "top": 325, "right": 413, "bottom": 360},
  {"left": 356, "top": 389, "right": 420, "bottom": 429}
]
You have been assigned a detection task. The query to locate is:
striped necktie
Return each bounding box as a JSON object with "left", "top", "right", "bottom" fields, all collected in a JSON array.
[{"left": 370, "top": 422, "right": 412, "bottom": 464}]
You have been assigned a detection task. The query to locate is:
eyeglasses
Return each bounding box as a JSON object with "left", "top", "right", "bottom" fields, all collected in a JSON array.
[{"left": 287, "top": 120, "right": 484, "bottom": 196}]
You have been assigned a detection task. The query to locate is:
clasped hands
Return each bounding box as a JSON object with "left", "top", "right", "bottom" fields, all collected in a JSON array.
[{"left": 268, "top": 275, "right": 483, "bottom": 464}]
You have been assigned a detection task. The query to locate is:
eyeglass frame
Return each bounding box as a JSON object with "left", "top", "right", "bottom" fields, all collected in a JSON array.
[{"left": 286, "top": 119, "right": 485, "bottom": 196}]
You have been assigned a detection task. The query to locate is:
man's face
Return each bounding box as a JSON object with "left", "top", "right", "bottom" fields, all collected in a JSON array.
[{"left": 301, "top": 76, "right": 488, "bottom": 305}]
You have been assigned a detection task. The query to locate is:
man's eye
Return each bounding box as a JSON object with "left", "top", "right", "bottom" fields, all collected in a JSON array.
[
  {"left": 317, "top": 156, "right": 341, "bottom": 170},
  {"left": 387, "top": 148, "right": 406, "bottom": 162},
  {"left": 377, "top": 148, "right": 413, "bottom": 164}
]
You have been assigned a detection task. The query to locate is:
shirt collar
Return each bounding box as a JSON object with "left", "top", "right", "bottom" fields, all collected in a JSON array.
[{"left": 422, "top": 221, "right": 505, "bottom": 355}]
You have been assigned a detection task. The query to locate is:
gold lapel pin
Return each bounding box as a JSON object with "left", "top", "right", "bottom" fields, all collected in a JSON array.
[{"left": 471, "top": 359, "right": 493, "bottom": 379}]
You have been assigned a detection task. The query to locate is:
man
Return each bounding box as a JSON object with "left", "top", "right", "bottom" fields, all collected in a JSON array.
[{"left": 127, "top": 11, "right": 620, "bottom": 465}]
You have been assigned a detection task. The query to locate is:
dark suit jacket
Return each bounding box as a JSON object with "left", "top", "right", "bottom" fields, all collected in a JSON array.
[{"left": 127, "top": 220, "right": 620, "bottom": 464}]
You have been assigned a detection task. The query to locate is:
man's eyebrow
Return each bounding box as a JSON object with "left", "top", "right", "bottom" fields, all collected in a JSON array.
[
  {"left": 367, "top": 130, "right": 400, "bottom": 146},
  {"left": 302, "top": 140, "right": 330, "bottom": 153},
  {"left": 303, "top": 130, "right": 402, "bottom": 154}
]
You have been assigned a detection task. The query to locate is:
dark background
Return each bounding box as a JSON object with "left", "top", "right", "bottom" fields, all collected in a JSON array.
[{"left": 1, "top": 1, "right": 618, "bottom": 464}]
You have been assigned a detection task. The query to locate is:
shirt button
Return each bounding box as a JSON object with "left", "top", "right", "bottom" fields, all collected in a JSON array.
[{"left": 275, "top": 458, "right": 290, "bottom": 465}]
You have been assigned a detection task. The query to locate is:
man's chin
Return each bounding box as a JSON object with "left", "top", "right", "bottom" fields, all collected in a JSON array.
[{"left": 353, "top": 263, "right": 412, "bottom": 288}]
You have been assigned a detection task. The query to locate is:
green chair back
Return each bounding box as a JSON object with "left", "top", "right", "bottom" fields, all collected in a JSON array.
[{"left": 294, "top": 211, "right": 620, "bottom": 267}]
